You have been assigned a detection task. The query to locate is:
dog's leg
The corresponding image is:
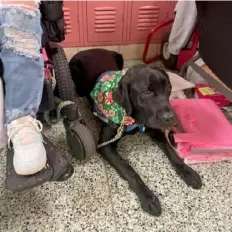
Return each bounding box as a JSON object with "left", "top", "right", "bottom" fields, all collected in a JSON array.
[
  {"left": 98, "top": 122, "right": 161, "bottom": 216},
  {"left": 147, "top": 129, "right": 202, "bottom": 189}
]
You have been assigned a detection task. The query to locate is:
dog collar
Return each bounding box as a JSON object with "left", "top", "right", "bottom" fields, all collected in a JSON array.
[
  {"left": 124, "top": 124, "right": 145, "bottom": 133},
  {"left": 93, "top": 104, "right": 145, "bottom": 133}
]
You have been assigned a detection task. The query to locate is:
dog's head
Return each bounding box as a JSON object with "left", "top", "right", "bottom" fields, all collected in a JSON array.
[{"left": 113, "top": 64, "right": 175, "bottom": 129}]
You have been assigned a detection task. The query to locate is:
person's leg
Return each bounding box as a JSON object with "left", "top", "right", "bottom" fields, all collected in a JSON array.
[
  {"left": 0, "top": 1, "right": 46, "bottom": 175},
  {"left": 168, "top": 1, "right": 198, "bottom": 55}
]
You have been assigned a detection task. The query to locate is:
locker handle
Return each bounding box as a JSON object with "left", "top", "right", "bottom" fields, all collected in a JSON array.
[
  {"left": 165, "top": 10, "right": 168, "bottom": 19},
  {"left": 77, "top": 13, "right": 79, "bottom": 23}
]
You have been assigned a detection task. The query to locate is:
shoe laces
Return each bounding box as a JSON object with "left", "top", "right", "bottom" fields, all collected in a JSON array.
[{"left": 8, "top": 119, "right": 43, "bottom": 149}]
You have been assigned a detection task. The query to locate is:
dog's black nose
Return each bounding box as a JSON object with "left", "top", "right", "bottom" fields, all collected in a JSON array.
[{"left": 163, "top": 111, "right": 174, "bottom": 122}]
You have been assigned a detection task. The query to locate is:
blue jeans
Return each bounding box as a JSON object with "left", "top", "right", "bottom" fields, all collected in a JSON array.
[{"left": 0, "top": 5, "right": 43, "bottom": 125}]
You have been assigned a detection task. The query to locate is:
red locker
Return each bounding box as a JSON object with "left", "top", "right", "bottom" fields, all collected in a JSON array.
[
  {"left": 128, "top": 1, "right": 168, "bottom": 44},
  {"left": 85, "top": 1, "right": 126, "bottom": 45},
  {"left": 60, "top": 1, "right": 175, "bottom": 47},
  {"left": 167, "top": 0, "right": 177, "bottom": 18},
  {"left": 162, "top": 1, "right": 177, "bottom": 37},
  {"left": 61, "top": 2, "right": 80, "bottom": 47}
]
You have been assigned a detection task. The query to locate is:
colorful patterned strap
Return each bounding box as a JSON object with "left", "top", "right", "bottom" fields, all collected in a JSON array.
[{"left": 91, "top": 69, "right": 145, "bottom": 133}]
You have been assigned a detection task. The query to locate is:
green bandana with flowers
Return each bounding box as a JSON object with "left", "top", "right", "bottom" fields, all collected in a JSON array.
[{"left": 90, "top": 69, "right": 135, "bottom": 126}]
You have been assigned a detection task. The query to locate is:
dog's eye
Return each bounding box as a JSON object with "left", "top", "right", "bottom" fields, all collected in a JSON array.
[{"left": 142, "top": 89, "right": 152, "bottom": 95}]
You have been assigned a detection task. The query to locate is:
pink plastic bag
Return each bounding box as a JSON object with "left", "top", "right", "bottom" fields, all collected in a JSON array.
[{"left": 170, "top": 99, "right": 232, "bottom": 164}]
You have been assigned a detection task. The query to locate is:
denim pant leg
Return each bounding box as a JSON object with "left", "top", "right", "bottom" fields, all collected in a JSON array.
[{"left": 0, "top": 5, "right": 44, "bottom": 125}]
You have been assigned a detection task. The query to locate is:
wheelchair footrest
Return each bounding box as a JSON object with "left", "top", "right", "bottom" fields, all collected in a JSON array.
[
  {"left": 6, "top": 135, "right": 72, "bottom": 193},
  {"left": 44, "top": 136, "right": 71, "bottom": 181}
]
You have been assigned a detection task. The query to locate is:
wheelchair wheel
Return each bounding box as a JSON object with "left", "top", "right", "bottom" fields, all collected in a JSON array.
[
  {"left": 66, "top": 121, "right": 96, "bottom": 161},
  {"left": 160, "top": 32, "right": 178, "bottom": 70},
  {"left": 52, "top": 45, "right": 76, "bottom": 101}
]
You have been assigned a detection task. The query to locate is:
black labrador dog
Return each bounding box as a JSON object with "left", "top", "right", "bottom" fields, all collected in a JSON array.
[{"left": 70, "top": 52, "right": 202, "bottom": 216}]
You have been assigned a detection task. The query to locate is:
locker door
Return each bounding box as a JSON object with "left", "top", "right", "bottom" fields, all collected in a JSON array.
[
  {"left": 61, "top": 2, "right": 80, "bottom": 47},
  {"left": 86, "top": 1, "right": 125, "bottom": 44},
  {"left": 129, "top": 1, "right": 167, "bottom": 43},
  {"left": 162, "top": 0, "right": 177, "bottom": 37}
]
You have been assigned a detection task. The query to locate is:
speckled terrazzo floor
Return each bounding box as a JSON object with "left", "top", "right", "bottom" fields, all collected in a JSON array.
[{"left": 1, "top": 60, "right": 232, "bottom": 232}]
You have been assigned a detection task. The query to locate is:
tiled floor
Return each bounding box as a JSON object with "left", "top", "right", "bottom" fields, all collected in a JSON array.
[{"left": 1, "top": 61, "right": 232, "bottom": 232}]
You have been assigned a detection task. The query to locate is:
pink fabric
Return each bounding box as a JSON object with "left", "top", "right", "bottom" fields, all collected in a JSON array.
[
  {"left": 43, "top": 48, "right": 53, "bottom": 80},
  {"left": 170, "top": 99, "right": 232, "bottom": 164},
  {"left": 42, "top": 48, "right": 48, "bottom": 62}
]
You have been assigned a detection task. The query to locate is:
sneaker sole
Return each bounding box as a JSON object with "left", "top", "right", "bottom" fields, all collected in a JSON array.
[{"left": 15, "top": 158, "right": 47, "bottom": 176}]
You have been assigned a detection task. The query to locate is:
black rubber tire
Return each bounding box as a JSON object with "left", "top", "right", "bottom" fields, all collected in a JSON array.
[
  {"left": 70, "top": 122, "right": 96, "bottom": 160},
  {"left": 56, "top": 165, "right": 74, "bottom": 182},
  {"left": 160, "top": 32, "right": 178, "bottom": 70},
  {"left": 51, "top": 45, "right": 76, "bottom": 101}
]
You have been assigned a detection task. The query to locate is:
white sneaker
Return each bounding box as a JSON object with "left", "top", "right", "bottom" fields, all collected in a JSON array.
[{"left": 7, "top": 116, "right": 47, "bottom": 175}]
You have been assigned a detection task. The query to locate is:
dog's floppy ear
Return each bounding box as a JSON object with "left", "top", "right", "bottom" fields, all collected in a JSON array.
[{"left": 113, "top": 73, "right": 132, "bottom": 115}]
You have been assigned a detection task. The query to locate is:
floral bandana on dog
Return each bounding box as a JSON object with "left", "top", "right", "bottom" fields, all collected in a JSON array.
[{"left": 91, "top": 69, "right": 145, "bottom": 133}]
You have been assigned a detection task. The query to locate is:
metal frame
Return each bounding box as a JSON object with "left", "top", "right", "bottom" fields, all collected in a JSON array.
[{"left": 179, "top": 55, "right": 232, "bottom": 102}]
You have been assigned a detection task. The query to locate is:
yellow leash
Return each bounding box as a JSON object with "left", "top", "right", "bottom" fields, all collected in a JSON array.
[{"left": 97, "top": 111, "right": 126, "bottom": 148}]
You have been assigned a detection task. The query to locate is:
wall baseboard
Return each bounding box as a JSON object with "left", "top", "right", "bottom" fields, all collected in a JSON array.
[{"left": 64, "top": 44, "right": 160, "bottom": 61}]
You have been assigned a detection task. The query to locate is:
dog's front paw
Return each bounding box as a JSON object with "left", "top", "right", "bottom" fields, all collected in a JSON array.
[
  {"left": 176, "top": 164, "right": 202, "bottom": 189},
  {"left": 138, "top": 187, "right": 161, "bottom": 216}
]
